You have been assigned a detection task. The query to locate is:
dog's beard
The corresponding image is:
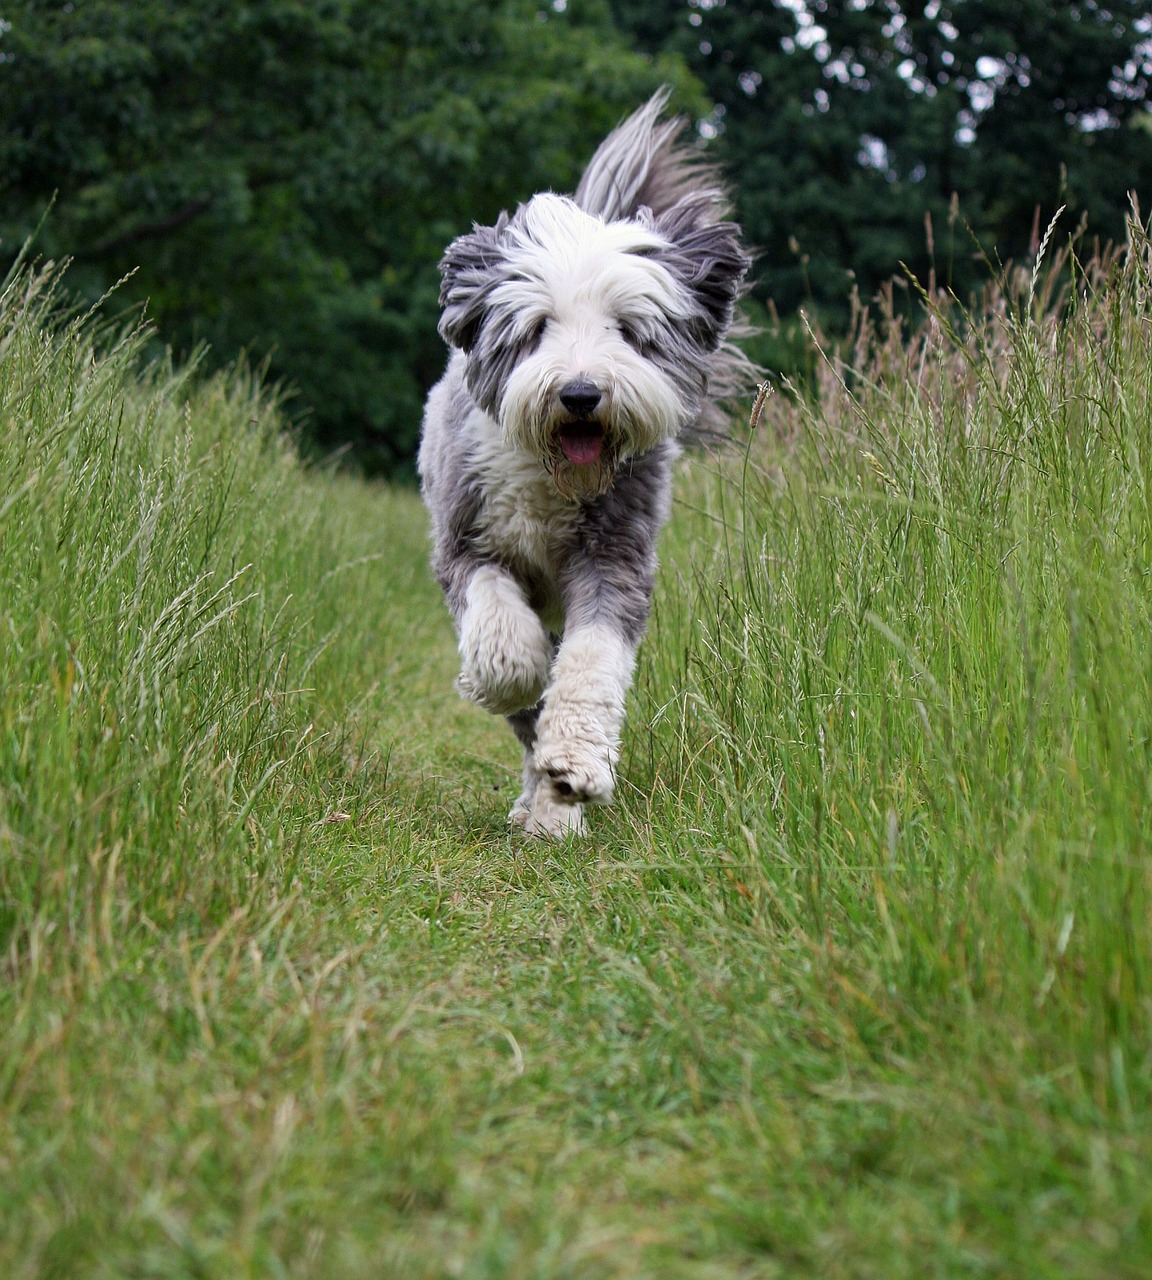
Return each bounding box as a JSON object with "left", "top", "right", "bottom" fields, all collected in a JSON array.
[
  {"left": 535, "top": 418, "right": 612, "bottom": 499},
  {"left": 502, "top": 375, "right": 681, "bottom": 501},
  {"left": 546, "top": 436, "right": 617, "bottom": 500}
]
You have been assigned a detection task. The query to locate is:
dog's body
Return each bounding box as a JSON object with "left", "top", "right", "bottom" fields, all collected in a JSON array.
[{"left": 419, "top": 90, "right": 753, "bottom": 837}]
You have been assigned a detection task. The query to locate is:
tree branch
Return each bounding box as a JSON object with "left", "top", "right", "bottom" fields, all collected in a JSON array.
[{"left": 94, "top": 197, "right": 215, "bottom": 256}]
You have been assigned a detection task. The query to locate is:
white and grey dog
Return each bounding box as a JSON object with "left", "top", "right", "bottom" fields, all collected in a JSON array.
[{"left": 418, "top": 89, "right": 753, "bottom": 838}]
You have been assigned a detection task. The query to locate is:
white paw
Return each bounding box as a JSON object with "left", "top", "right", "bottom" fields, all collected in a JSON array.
[
  {"left": 456, "top": 657, "right": 546, "bottom": 716},
  {"left": 522, "top": 789, "right": 586, "bottom": 839},
  {"left": 508, "top": 786, "right": 536, "bottom": 828},
  {"left": 509, "top": 769, "right": 585, "bottom": 838},
  {"left": 457, "top": 570, "right": 553, "bottom": 715},
  {"left": 532, "top": 730, "right": 616, "bottom": 806}
]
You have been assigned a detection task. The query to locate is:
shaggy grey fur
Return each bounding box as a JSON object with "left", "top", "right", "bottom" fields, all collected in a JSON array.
[{"left": 418, "top": 89, "right": 755, "bottom": 836}]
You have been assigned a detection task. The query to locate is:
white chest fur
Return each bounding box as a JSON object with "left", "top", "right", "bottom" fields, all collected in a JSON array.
[{"left": 469, "top": 426, "right": 581, "bottom": 585}]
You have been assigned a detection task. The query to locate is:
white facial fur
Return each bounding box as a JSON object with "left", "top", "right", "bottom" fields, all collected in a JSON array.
[
  {"left": 438, "top": 191, "right": 736, "bottom": 493},
  {"left": 493, "top": 195, "right": 694, "bottom": 461}
]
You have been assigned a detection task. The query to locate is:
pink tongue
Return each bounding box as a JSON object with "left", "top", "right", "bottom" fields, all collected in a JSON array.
[{"left": 560, "top": 426, "right": 604, "bottom": 465}]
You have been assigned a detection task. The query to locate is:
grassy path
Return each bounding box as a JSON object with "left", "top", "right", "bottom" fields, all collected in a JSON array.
[{"left": 3, "top": 243, "right": 1152, "bottom": 1278}]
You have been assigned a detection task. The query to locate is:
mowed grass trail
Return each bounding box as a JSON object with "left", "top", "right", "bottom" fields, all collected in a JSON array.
[{"left": 2, "top": 227, "right": 1151, "bottom": 1280}]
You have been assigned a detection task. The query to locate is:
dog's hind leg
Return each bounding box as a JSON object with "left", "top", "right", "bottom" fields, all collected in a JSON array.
[
  {"left": 506, "top": 707, "right": 541, "bottom": 827},
  {"left": 506, "top": 704, "right": 587, "bottom": 837}
]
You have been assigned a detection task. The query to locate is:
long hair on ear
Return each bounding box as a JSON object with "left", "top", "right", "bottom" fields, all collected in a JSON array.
[
  {"left": 575, "top": 89, "right": 761, "bottom": 440},
  {"left": 438, "top": 215, "right": 508, "bottom": 352},
  {"left": 575, "top": 87, "right": 727, "bottom": 224},
  {"left": 655, "top": 195, "right": 749, "bottom": 352}
]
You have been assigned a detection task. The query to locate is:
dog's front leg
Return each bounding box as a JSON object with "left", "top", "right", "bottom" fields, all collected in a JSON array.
[
  {"left": 531, "top": 621, "right": 637, "bottom": 818},
  {"left": 454, "top": 564, "right": 554, "bottom": 717},
  {"left": 528, "top": 543, "right": 651, "bottom": 836},
  {"left": 519, "top": 619, "right": 636, "bottom": 839},
  {"left": 522, "top": 465, "right": 665, "bottom": 838}
]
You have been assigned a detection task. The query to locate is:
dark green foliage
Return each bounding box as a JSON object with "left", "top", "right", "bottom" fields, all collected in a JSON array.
[
  {"left": 0, "top": 0, "right": 699, "bottom": 471},
  {"left": 612, "top": 0, "right": 1152, "bottom": 322},
  {"left": 4, "top": 1, "right": 1148, "bottom": 465}
]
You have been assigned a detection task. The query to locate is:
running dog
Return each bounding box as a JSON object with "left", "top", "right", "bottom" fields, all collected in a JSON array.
[{"left": 419, "top": 89, "right": 754, "bottom": 836}]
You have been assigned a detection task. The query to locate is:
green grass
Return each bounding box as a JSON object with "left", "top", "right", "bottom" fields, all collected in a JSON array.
[{"left": 2, "top": 225, "right": 1151, "bottom": 1279}]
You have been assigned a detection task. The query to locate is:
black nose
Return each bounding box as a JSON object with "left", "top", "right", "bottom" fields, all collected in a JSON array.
[{"left": 558, "top": 380, "right": 602, "bottom": 417}]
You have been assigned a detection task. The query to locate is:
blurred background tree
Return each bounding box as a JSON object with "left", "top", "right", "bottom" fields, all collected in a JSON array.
[
  {"left": 2, "top": 0, "right": 1149, "bottom": 469},
  {"left": 0, "top": 0, "right": 698, "bottom": 472},
  {"left": 611, "top": 0, "right": 1152, "bottom": 315}
]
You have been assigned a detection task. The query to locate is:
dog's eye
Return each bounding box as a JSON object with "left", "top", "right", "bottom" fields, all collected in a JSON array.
[
  {"left": 618, "top": 321, "right": 653, "bottom": 355},
  {"left": 523, "top": 317, "right": 548, "bottom": 354}
]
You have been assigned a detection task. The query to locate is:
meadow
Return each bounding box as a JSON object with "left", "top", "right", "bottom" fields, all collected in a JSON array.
[{"left": 1, "top": 223, "right": 1150, "bottom": 1278}]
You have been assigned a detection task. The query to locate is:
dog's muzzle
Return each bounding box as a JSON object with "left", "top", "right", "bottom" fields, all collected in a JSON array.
[{"left": 557, "top": 380, "right": 606, "bottom": 466}]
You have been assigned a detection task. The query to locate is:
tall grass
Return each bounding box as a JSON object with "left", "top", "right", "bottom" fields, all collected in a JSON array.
[
  {"left": 644, "top": 215, "right": 1152, "bottom": 1051},
  {"left": 1, "top": 263, "right": 375, "bottom": 942},
  {"left": 0, "top": 263, "right": 470, "bottom": 1277},
  {"left": 629, "top": 215, "right": 1152, "bottom": 1269},
  {"left": 2, "top": 223, "right": 1150, "bottom": 1279}
]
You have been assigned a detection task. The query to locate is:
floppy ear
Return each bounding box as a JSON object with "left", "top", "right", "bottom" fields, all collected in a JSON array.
[
  {"left": 438, "top": 218, "right": 508, "bottom": 352},
  {"left": 655, "top": 201, "right": 750, "bottom": 351}
]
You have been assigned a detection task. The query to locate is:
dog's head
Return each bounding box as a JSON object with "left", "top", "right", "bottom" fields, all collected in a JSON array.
[{"left": 438, "top": 192, "right": 749, "bottom": 498}]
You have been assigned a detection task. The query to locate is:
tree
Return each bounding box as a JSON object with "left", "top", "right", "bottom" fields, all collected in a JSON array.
[
  {"left": 0, "top": 0, "right": 701, "bottom": 471},
  {"left": 940, "top": 0, "right": 1152, "bottom": 247},
  {"left": 610, "top": 0, "right": 1152, "bottom": 318}
]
